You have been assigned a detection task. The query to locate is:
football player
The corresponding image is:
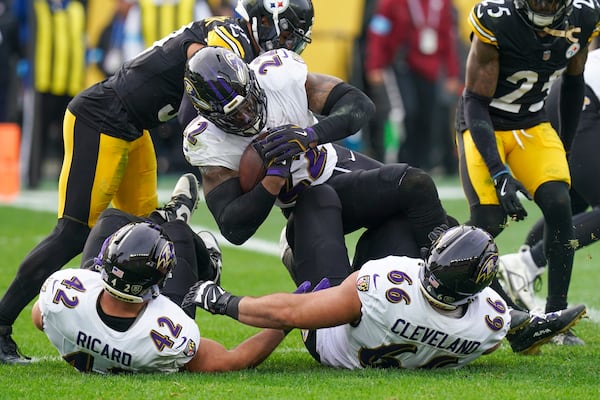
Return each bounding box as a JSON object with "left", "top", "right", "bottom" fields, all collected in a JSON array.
[
  {"left": 181, "top": 46, "right": 452, "bottom": 290},
  {"left": 455, "top": 0, "right": 600, "bottom": 345},
  {"left": 0, "top": 0, "right": 315, "bottom": 364},
  {"left": 498, "top": 49, "right": 600, "bottom": 319},
  {"left": 32, "top": 221, "right": 287, "bottom": 374},
  {"left": 183, "top": 225, "right": 587, "bottom": 368}
]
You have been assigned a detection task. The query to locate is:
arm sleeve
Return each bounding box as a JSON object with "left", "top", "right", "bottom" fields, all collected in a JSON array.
[
  {"left": 463, "top": 90, "right": 505, "bottom": 177},
  {"left": 558, "top": 73, "right": 585, "bottom": 152},
  {"left": 311, "top": 82, "right": 375, "bottom": 145},
  {"left": 205, "top": 178, "right": 277, "bottom": 245}
]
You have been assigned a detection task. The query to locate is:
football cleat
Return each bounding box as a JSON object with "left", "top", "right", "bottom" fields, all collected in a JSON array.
[
  {"left": 550, "top": 329, "right": 585, "bottom": 346},
  {"left": 497, "top": 245, "right": 544, "bottom": 311},
  {"left": 0, "top": 326, "right": 31, "bottom": 364},
  {"left": 152, "top": 173, "right": 200, "bottom": 223},
  {"left": 198, "top": 231, "right": 223, "bottom": 285},
  {"left": 506, "top": 304, "right": 586, "bottom": 355}
]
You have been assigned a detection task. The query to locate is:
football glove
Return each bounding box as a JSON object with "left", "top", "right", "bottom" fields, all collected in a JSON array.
[
  {"left": 262, "top": 124, "right": 317, "bottom": 163},
  {"left": 265, "top": 158, "right": 292, "bottom": 180},
  {"left": 181, "top": 280, "right": 241, "bottom": 319},
  {"left": 493, "top": 171, "right": 532, "bottom": 221},
  {"left": 252, "top": 138, "right": 292, "bottom": 180}
]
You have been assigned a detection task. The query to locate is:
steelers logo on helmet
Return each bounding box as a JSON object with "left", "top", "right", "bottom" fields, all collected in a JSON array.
[{"left": 263, "top": 0, "right": 290, "bottom": 14}]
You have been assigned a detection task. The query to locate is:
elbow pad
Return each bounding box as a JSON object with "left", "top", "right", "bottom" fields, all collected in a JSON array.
[
  {"left": 311, "top": 82, "right": 375, "bottom": 144},
  {"left": 205, "top": 178, "right": 276, "bottom": 245}
]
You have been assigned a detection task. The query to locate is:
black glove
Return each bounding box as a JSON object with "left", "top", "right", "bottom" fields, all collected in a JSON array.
[
  {"left": 262, "top": 124, "right": 318, "bottom": 163},
  {"left": 181, "top": 280, "right": 242, "bottom": 319},
  {"left": 493, "top": 171, "right": 532, "bottom": 221},
  {"left": 265, "top": 158, "right": 292, "bottom": 180},
  {"left": 252, "top": 138, "right": 292, "bottom": 180}
]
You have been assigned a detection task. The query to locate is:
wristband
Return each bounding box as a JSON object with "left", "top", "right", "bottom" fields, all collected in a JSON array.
[
  {"left": 492, "top": 168, "right": 509, "bottom": 180},
  {"left": 224, "top": 295, "right": 242, "bottom": 319}
]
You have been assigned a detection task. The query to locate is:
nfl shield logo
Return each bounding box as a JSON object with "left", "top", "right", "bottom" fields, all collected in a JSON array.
[{"left": 542, "top": 50, "right": 551, "bottom": 61}]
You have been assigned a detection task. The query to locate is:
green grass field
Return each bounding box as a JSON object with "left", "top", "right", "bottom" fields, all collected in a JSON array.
[{"left": 0, "top": 176, "right": 599, "bottom": 399}]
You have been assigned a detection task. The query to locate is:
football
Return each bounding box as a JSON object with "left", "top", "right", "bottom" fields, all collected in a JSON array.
[{"left": 239, "top": 134, "right": 267, "bottom": 193}]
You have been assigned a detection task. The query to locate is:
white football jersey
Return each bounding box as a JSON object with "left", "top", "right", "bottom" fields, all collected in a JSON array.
[
  {"left": 38, "top": 269, "right": 200, "bottom": 374},
  {"left": 315, "top": 256, "right": 509, "bottom": 370},
  {"left": 182, "top": 48, "right": 337, "bottom": 207}
]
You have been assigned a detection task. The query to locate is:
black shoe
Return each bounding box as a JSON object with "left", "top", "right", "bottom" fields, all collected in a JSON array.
[
  {"left": 151, "top": 173, "right": 199, "bottom": 223},
  {"left": 198, "top": 231, "right": 222, "bottom": 285},
  {"left": 506, "top": 304, "right": 586, "bottom": 355},
  {"left": 0, "top": 326, "right": 31, "bottom": 364}
]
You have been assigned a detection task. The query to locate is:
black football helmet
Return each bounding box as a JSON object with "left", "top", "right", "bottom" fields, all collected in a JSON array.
[
  {"left": 514, "top": 0, "right": 573, "bottom": 30},
  {"left": 97, "top": 222, "right": 176, "bottom": 303},
  {"left": 235, "top": 0, "right": 314, "bottom": 54},
  {"left": 419, "top": 225, "right": 499, "bottom": 309},
  {"left": 184, "top": 46, "right": 267, "bottom": 137}
]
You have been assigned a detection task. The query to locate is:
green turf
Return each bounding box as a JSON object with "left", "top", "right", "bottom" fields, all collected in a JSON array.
[{"left": 0, "top": 177, "right": 599, "bottom": 399}]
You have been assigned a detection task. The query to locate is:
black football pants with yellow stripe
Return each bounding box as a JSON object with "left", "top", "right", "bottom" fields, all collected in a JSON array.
[{"left": 0, "top": 110, "right": 158, "bottom": 327}]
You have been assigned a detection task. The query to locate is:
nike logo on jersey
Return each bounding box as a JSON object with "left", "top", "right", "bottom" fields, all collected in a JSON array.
[
  {"left": 295, "top": 130, "right": 308, "bottom": 137},
  {"left": 349, "top": 151, "right": 356, "bottom": 162}
]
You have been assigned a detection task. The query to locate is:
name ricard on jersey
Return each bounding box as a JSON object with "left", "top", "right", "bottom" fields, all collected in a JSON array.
[
  {"left": 390, "top": 319, "right": 481, "bottom": 355},
  {"left": 76, "top": 330, "right": 133, "bottom": 367}
]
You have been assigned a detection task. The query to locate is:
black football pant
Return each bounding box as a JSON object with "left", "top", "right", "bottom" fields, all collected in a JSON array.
[
  {"left": 81, "top": 208, "right": 214, "bottom": 318},
  {"left": 285, "top": 151, "right": 449, "bottom": 288}
]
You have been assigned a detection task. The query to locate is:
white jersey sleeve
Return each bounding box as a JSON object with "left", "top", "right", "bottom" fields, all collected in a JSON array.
[
  {"left": 38, "top": 269, "right": 200, "bottom": 374},
  {"left": 316, "top": 256, "right": 509, "bottom": 370}
]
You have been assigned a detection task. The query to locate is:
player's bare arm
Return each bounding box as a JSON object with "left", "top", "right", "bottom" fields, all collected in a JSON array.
[
  {"left": 465, "top": 37, "right": 499, "bottom": 97},
  {"left": 184, "top": 331, "right": 286, "bottom": 372},
  {"left": 305, "top": 72, "right": 343, "bottom": 114},
  {"left": 186, "top": 42, "right": 205, "bottom": 59},
  {"left": 199, "top": 166, "right": 238, "bottom": 196},
  {"left": 237, "top": 272, "right": 363, "bottom": 330}
]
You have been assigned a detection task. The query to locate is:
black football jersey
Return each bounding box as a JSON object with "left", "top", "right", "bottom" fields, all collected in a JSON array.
[
  {"left": 69, "top": 17, "right": 257, "bottom": 140},
  {"left": 456, "top": 0, "right": 600, "bottom": 132}
]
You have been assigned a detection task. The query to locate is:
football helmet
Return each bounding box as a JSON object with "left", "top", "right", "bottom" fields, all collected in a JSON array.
[
  {"left": 97, "top": 222, "right": 176, "bottom": 303},
  {"left": 514, "top": 0, "right": 573, "bottom": 30},
  {"left": 419, "top": 225, "right": 499, "bottom": 309},
  {"left": 184, "top": 46, "right": 267, "bottom": 137},
  {"left": 235, "top": 0, "right": 314, "bottom": 54}
]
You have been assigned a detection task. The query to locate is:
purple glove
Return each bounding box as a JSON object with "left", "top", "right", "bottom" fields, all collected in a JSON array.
[
  {"left": 265, "top": 158, "right": 292, "bottom": 180},
  {"left": 285, "top": 278, "right": 330, "bottom": 335},
  {"left": 251, "top": 138, "right": 292, "bottom": 180},
  {"left": 293, "top": 281, "right": 312, "bottom": 294},
  {"left": 262, "top": 124, "right": 318, "bottom": 162}
]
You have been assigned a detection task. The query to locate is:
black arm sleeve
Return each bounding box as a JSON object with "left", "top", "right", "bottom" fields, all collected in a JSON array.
[
  {"left": 310, "top": 82, "right": 375, "bottom": 145},
  {"left": 205, "top": 177, "right": 277, "bottom": 245},
  {"left": 558, "top": 73, "right": 585, "bottom": 152},
  {"left": 463, "top": 89, "right": 505, "bottom": 177}
]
